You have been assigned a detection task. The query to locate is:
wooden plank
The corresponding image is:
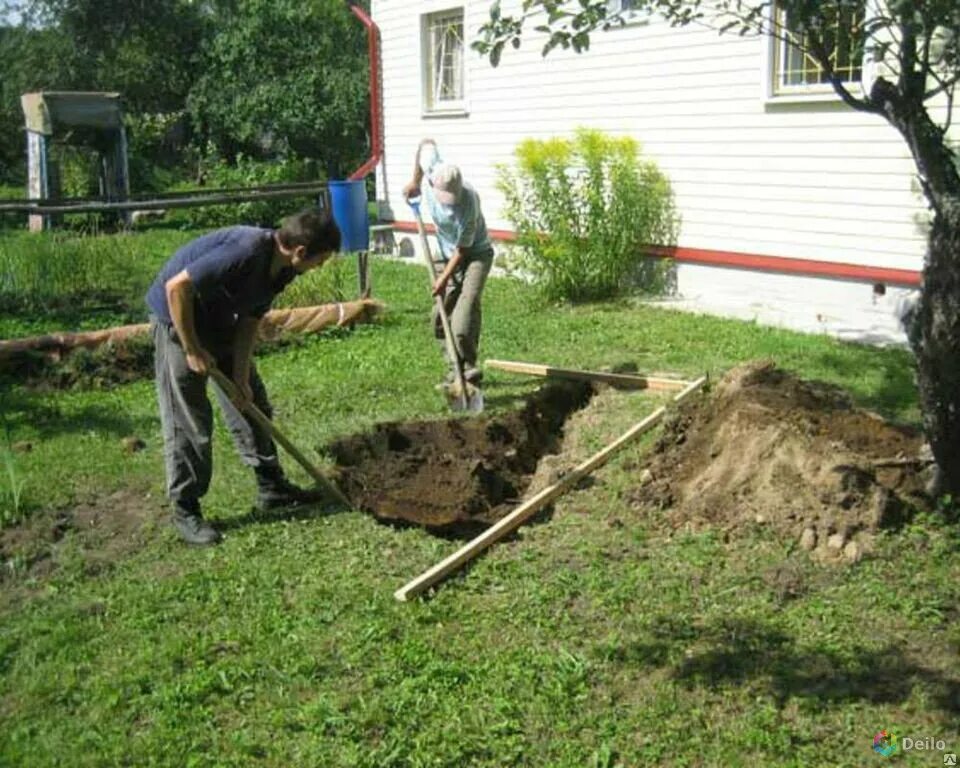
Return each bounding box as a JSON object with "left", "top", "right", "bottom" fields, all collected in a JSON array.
[
  {"left": 485, "top": 359, "right": 691, "bottom": 391},
  {"left": 394, "top": 376, "right": 708, "bottom": 601}
]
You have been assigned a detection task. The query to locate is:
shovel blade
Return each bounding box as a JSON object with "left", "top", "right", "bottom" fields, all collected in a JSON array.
[{"left": 446, "top": 381, "right": 484, "bottom": 414}]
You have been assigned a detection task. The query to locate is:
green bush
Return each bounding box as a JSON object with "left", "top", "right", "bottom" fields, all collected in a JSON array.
[
  {"left": 497, "top": 128, "right": 680, "bottom": 302},
  {"left": 166, "top": 150, "right": 323, "bottom": 230},
  {"left": 125, "top": 111, "right": 192, "bottom": 193},
  {"left": 54, "top": 144, "right": 100, "bottom": 199},
  {"left": 0, "top": 184, "right": 24, "bottom": 199}
]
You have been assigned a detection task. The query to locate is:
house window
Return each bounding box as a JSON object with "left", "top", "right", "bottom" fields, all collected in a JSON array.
[
  {"left": 772, "top": 1, "right": 864, "bottom": 94},
  {"left": 606, "top": 0, "right": 649, "bottom": 24},
  {"left": 422, "top": 8, "right": 465, "bottom": 114}
]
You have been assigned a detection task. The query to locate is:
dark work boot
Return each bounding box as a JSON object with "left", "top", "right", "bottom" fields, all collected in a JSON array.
[
  {"left": 255, "top": 466, "right": 330, "bottom": 512},
  {"left": 172, "top": 501, "right": 222, "bottom": 546}
]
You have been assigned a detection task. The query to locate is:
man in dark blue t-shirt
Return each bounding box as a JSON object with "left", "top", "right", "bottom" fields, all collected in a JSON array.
[{"left": 146, "top": 208, "right": 341, "bottom": 545}]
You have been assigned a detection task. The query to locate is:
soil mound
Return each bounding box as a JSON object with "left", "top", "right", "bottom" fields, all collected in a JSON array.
[
  {"left": 328, "top": 381, "right": 593, "bottom": 534},
  {"left": 631, "top": 361, "right": 930, "bottom": 561}
]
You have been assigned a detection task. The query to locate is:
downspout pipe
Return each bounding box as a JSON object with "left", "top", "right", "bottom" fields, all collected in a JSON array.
[{"left": 347, "top": 1, "right": 383, "bottom": 181}]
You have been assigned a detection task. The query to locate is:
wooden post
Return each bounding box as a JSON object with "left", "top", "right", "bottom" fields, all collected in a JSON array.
[
  {"left": 357, "top": 250, "right": 371, "bottom": 298},
  {"left": 394, "top": 376, "right": 708, "bottom": 601},
  {"left": 26, "top": 131, "right": 48, "bottom": 232},
  {"left": 485, "top": 359, "right": 692, "bottom": 391},
  {"left": 117, "top": 124, "right": 131, "bottom": 228}
]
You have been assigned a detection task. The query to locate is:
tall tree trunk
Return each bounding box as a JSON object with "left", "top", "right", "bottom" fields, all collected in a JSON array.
[
  {"left": 870, "top": 77, "right": 960, "bottom": 495},
  {"left": 910, "top": 204, "right": 960, "bottom": 495}
]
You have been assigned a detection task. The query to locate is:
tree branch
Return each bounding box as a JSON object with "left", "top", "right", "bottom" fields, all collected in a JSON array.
[
  {"left": 897, "top": 8, "right": 921, "bottom": 101},
  {"left": 805, "top": 28, "right": 882, "bottom": 115},
  {"left": 925, "top": 72, "right": 960, "bottom": 101},
  {"left": 921, "top": 9, "right": 933, "bottom": 76},
  {"left": 943, "top": 84, "right": 955, "bottom": 134}
]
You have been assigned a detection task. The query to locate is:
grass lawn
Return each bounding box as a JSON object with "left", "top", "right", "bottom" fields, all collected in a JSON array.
[{"left": 0, "top": 231, "right": 957, "bottom": 767}]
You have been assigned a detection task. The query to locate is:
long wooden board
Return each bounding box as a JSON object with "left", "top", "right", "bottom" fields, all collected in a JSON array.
[{"left": 485, "top": 359, "right": 691, "bottom": 391}]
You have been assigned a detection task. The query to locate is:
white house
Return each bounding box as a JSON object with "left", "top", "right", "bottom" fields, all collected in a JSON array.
[{"left": 369, "top": 0, "right": 959, "bottom": 345}]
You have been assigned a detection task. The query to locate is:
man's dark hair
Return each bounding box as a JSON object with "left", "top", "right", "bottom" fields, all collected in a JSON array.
[{"left": 277, "top": 208, "right": 341, "bottom": 255}]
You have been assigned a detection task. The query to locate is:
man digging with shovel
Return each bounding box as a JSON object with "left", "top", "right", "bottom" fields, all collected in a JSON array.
[
  {"left": 403, "top": 139, "right": 493, "bottom": 401},
  {"left": 145, "top": 208, "right": 343, "bottom": 546}
]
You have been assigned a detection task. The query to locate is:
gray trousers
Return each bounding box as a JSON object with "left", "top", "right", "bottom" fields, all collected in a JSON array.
[
  {"left": 433, "top": 248, "right": 494, "bottom": 369},
  {"left": 152, "top": 319, "right": 280, "bottom": 507}
]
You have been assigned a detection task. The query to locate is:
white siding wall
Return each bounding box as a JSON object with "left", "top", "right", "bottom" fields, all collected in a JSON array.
[{"left": 371, "top": 0, "right": 958, "bottom": 343}]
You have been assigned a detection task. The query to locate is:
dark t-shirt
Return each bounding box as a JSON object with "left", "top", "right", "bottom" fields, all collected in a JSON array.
[{"left": 145, "top": 226, "right": 296, "bottom": 330}]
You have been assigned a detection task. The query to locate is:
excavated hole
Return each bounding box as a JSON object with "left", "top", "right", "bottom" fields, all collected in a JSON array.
[{"left": 327, "top": 381, "right": 594, "bottom": 537}]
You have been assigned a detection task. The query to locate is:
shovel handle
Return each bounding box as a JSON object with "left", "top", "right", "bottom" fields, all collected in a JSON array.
[
  {"left": 408, "top": 199, "right": 471, "bottom": 410},
  {"left": 209, "top": 367, "right": 351, "bottom": 508}
]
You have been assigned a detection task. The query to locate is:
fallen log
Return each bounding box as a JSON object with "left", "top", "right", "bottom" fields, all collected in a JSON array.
[{"left": 0, "top": 299, "right": 384, "bottom": 367}]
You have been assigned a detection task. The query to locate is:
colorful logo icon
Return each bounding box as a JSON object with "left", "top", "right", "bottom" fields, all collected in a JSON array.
[{"left": 874, "top": 730, "right": 898, "bottom": 757}]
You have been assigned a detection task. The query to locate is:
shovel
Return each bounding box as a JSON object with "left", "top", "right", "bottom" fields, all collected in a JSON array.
[
  {"left": 209, "top": 366, "right": 352, "bottom": 509},
  {"left": 409, "top": 199, "right": 483, "bottom": 414}
]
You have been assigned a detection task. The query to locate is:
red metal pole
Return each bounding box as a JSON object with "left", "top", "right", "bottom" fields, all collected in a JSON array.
[{"left": 347, "top": 2, "right": 383, "bottom": 181}]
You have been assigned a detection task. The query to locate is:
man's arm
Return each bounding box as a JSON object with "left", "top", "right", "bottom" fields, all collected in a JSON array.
[
  {"left": 432, "top": 247, "right": 465, "bottom": 296},
  {"left": 230, "top": 315, "right": 260, "bottom": 407},
  {"left": 403, "top": 138, "right": 437, "bottom": 200},
  {"left": 165, "top": 270, "right": 214, "bottom": 375}
]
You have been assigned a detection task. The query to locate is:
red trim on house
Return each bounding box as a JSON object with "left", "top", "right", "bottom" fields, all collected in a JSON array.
[
  {"left": 648, "top": 246, "right": 921, "bottom": 287},
  {"left": 388, "top": 221, "right": 922, "bottom": 287}
]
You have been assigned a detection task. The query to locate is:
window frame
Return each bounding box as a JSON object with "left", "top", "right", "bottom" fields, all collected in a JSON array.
[
  {"left": 762, "top": 1, "right": 867, "bottom": 104},
  {"left": 606, "top": 0, "right": 652, "bottom": 27},
  {"left": 420, "top": 6, "right": 469, "bottom": 118}
]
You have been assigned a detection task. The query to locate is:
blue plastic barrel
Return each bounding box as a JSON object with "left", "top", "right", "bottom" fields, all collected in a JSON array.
[{"left": 328, "top": 179, "right": 370, "bottom": 252}]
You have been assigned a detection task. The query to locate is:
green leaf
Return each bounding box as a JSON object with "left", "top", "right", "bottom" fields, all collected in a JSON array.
[{"left": 492, "top": 40, "right": 504, "bottom": 67}]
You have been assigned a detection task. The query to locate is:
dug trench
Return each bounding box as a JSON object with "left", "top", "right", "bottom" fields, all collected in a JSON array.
[
  {"left": 327, "top": 380, "right": 595, "bottom": 536},
  {"left": 327, "top": 360, "right": 936, "bottom": 563}
]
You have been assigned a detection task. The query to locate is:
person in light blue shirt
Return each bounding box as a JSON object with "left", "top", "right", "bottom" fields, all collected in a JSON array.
[{"left": 403, "top": 139, "right": 494, "bottom": 384}]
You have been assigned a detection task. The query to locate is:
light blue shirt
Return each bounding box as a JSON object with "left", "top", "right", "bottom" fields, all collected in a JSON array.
[{"left": 424, "top": 180, "right": 491, "bottom": 261}]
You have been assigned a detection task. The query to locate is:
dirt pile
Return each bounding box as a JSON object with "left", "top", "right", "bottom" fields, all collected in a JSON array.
[
  {"left": 630, "top": 361, "right": 930, "bottom": 561},
  {"left": 328, "top": 381, "right": 593, "bottom": 534}
]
